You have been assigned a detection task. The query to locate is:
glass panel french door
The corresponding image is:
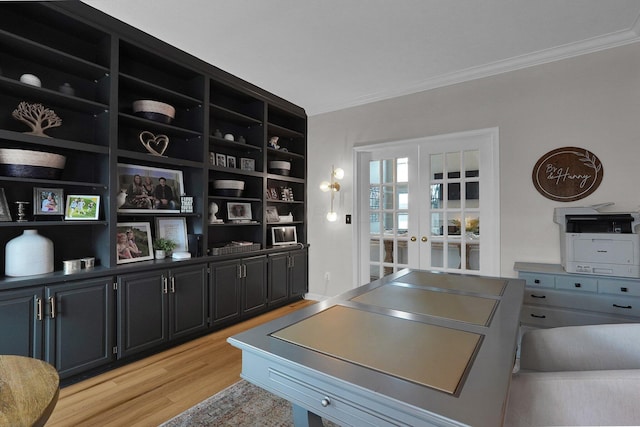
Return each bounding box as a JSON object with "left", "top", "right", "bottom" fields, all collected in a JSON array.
[
  {"left": 368, "top": 152, "right": 417, "bottom": 281},
  {"left": 358, "top": 128, "right": 499, "bottom": 284}
]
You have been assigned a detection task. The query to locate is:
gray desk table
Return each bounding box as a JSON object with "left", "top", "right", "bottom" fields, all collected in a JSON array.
[{"left": 228, "top": 269, "right": 524, "bottom": 427}]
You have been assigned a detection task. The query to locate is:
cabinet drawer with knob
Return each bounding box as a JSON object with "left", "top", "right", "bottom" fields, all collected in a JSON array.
[
  {"left": 598, "top": 279, "right": 640, "bottom": 297},
  {"left": 555, "top": 276, "right": 598, "bottom": 293},
  {"left": 519, "top": 272, "right": 555, "bottom": 289}
]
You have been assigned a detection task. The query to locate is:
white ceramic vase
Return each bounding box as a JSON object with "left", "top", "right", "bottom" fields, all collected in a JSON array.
[{"left": 5, "top": 229, "right": 54, "bottom": 276}]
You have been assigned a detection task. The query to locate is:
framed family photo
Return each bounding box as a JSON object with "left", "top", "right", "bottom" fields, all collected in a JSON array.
[
  {"left": 117, "top": 222, "right": 154, "bottom": 264},
  {"left": 34, "top": 187, "right": 63, "bottom": 216},
  {"left": 155, "top": 217, "right": 188, "bottom": 252},
  {"left": 215, "top": 153, "right": 226, "bottom": 167},
  {"left": 64, "top": 195, "right": 100, "bottom": 220},
  {"left": 117, "top": 163, "right": 184, "bottom": 213}
]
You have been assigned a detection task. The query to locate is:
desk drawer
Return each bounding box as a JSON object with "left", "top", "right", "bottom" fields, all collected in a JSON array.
[{"left": 268, "top": 369, "right": 407, "bottom": 426}]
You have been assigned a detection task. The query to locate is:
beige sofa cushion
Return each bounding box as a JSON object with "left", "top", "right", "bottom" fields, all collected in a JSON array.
[
  {"left": 505, "top": 369, "right": 640, "bottom": 426},
  {"left": 520, "top": 323, "right": 640, "bottom": 372}
]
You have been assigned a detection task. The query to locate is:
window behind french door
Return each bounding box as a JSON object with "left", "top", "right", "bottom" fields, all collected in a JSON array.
[{"left": 356, "top": 128, "right": 500, "bottom": 284}]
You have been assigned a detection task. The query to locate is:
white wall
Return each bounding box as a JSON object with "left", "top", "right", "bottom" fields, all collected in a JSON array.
[{"left": 307, "top": 42, "right": 640, "bottom": 299}]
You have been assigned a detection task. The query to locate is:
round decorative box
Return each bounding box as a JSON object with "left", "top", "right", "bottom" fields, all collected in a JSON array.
[
  {"left": 269, "top": 160, "right": 291, "bottom": 176},
  {"left": 212, "top": 179, "right": 245, "bottom": 197},
  {"left": 132, "top": 100, "right": 175, "bottom": 124},
  {"left": 0, "top": 148, "right": 66, "bottom": 179},
  {"left": 5, "top": 229, "right": 54, "bottom": 277}
]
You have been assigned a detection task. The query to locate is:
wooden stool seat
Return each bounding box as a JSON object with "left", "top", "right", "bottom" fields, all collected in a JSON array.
[{"left": 0, "top": 355, "right": 59, "bottom": 427}]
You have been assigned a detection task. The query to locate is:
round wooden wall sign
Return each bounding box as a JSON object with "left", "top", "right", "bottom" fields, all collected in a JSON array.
[{"left": 532, "top": 147, "right": 603, "bottom": 202}]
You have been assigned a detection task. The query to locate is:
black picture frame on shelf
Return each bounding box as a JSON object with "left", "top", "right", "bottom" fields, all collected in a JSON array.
[
  {"left": 227, "top": 155, "right": 236, "bottom": 168},
  {"left": 117, "top": 222, "right": 154, "bottom": 264},
  {"left": 117, "top": 163, "right": 184, "bottom": 213},
  {"left": 33, "top": 187, "right": 64, "bottom": 216},
  {"left": 0, "top": 188, "right": 11, "bottom": 221}
]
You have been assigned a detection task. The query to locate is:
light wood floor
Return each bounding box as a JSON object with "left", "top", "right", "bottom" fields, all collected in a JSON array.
[{"left": 47, "top": 299, "right": 316, "bottom": 427}]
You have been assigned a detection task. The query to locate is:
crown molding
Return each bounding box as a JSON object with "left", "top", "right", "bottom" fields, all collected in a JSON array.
[{"left": 309, "top": 26, "right": 640, "bottom": 116}]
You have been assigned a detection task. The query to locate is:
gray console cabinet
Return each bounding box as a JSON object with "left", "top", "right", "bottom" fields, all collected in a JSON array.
[{"left": 515, "top": 262, "right": 640, "bottom": 328}]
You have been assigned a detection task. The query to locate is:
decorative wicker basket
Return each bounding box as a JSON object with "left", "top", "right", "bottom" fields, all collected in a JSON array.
[{"left": 0, "top": 148, "right": 66, "bottom": 179}]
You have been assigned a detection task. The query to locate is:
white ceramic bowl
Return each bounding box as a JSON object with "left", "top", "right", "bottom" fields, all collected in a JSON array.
[
  {"left": 132, "top": 100, "right": 176, "bottom": 124},
  {"left": 20, "top": 73, "right": 41, "bottom": 87}
]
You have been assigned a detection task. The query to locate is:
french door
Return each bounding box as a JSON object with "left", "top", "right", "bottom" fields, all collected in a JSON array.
[{"left": 355, "top": 128, "right": 499, "bottom": 284}]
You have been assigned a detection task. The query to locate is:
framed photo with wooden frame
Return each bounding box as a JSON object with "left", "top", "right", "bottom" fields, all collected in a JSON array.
[
  {"left": 117, "top": 163, "right": 184, "bottom": 213},
  {"left": 117, "top": 222, "right": 154, "bottom": 263},
  {"left": 0, "top": 188, "right": 11, "bottom": 221},
  {"left": 34, "top": 187, "right": 63, "bottom": 216},
  {"left": 64, "top": 195, "right": 100, "bottom": 220},
  {"left": 155, "top": 217, "right": 188, "bottom": 252}
]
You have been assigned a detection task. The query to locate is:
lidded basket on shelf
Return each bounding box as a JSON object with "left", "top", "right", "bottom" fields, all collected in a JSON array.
[{"left": 5, "top": 229, "right": 54, "bottom": 276}]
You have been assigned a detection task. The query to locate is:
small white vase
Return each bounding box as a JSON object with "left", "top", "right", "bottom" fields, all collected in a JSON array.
[
  {"left": 5, "top": 229, "right": 54, "bottom": 276},
  {"left": 155, "top": 249, "right": 166, "bottom": 259}
]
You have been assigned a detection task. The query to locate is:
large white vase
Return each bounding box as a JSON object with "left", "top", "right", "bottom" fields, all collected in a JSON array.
[{"left": 5, "top": 229, "right": 54, "bottom": 276}]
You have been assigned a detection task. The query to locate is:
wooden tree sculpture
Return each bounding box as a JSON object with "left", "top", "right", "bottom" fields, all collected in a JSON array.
[{"left": 12, "top": 102, "right": 62, "bottom": 137}]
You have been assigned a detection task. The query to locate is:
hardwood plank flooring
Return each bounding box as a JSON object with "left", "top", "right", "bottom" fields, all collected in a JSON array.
[{"left": 47, "top": 299, "right": 316, "bottom": 427}]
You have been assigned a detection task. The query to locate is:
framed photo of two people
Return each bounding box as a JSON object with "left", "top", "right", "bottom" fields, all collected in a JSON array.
[{"left": 117, "top": 163, "right": 184, "bottom": 213}]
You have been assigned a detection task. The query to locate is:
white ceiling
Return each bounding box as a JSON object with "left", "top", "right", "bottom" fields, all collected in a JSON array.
[{"left": 82, "top": 0, "right": 640, "bottom": 116}]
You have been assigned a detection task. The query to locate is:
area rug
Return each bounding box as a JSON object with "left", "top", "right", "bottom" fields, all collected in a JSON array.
[{"left": 160, "top": 379, "right": 338, "bottom": 426}]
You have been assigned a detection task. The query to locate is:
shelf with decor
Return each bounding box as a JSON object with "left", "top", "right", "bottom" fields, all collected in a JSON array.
[{"left": 0, "top": 1, "right": 307, "bottom": 383}]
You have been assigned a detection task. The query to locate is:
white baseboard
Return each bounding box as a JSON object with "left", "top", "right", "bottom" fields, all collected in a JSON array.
[{"left": 303, "top": 293, "right": 329, "bottom": 301}]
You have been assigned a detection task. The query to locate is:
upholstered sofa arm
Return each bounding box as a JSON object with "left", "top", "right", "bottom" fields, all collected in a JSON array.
[{"left": 519, "top": 323, "right": 640, "bottom": 372}]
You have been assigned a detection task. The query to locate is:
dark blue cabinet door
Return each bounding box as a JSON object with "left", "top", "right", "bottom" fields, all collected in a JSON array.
[{"left": 0, "top": 287, "right": 43, "bottom": 358}]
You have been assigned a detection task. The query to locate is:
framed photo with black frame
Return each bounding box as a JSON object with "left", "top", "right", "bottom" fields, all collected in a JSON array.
[
  {"left": 226, "top": 155, "right": 236, "bottom": 169},
  {"left": 117, "top": 222, "right": 154, "bottom": 264},
  {"left": 33, "top": 187, "right": 63, "bottom": 216},
  {"left": 155, "top": 217, "right": 188, "bottom": 252}
]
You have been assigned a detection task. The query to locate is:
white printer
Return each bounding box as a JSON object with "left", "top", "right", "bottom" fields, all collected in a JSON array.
[{"left": 554, "top": 203, "right": 640, "bottom": 278}]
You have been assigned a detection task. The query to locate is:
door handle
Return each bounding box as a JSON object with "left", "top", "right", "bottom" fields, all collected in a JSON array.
[
  {"left": 36, "top": 297, "right": 43, "bottom": 321},
  {"left": 170, "top": 276, "right": 175, "bottom": 293},
  {"left": 421, "top": 236, "right": 428, "bottom": 242},
  {"left": 49, "top": 296, "right": 56, "bottom": 319},
  {"left": 410, "top": 236, "right": 416, "bottom": 242}
]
